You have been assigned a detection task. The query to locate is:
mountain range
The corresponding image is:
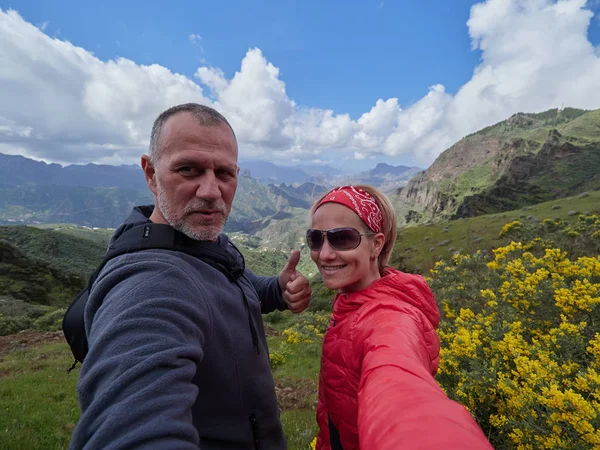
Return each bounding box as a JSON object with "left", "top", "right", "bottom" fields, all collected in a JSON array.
[
  {"left": 0, "top": 106, "right": 598, "bottom": 234},
  {"left": 0, "top": 153, "right": 419, "bottom": 231},
  {"left": 238, "top": 161, "right": 341, "bottom": 184},
  {"left": 394, "top": 107, "right": 600, "bottom": 225}
]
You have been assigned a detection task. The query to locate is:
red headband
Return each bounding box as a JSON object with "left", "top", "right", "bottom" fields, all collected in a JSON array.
[{"left": 315, "top": 185, "right": 384, "bottom": 233}]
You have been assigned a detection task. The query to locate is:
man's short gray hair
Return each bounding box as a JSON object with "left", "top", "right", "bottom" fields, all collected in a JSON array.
[{"left": 148, "top": 103, "right": 236, "bottom": 164}]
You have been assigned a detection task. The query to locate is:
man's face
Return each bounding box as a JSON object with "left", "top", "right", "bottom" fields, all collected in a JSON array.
[{"left": 146, "top": 112, "right": 239, "bottom": 241}]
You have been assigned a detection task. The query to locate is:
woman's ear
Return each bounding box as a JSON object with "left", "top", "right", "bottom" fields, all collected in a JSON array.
[{"left": 371, "top": 233, "right": 385, "bottom": 260}]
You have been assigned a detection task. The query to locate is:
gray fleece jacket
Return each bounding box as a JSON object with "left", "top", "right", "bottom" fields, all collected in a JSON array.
[{"left": 69, "top": 206, "right": 288, "bottom": 449}]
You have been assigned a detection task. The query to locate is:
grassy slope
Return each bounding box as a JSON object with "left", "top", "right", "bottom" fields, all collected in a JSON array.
[
  {"left": 0, "top": 225, "right": 108, "bottom": 280},
  {"left": 530, "top": 142, "right": 600, "bottom": 194},
  {"left": 0, "top": 241, "right": 82, "bottom": 308},
  {"left": 558, "top": 109, "right": 600, "bottom": 141},
  {"left": 0, "top": 343, "right": 80, "bottom": 450},
  {"left": 390, "top": 190, "right": 600, "bottom": 274}
]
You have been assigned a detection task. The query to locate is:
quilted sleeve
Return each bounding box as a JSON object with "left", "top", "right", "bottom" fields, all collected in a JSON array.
[{"left": 355, "top": 304, "right": 493, "bottom": 450}]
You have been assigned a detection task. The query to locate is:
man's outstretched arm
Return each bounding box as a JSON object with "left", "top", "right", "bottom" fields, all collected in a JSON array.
[{"left": 71, "top": 255, "right": 212, "bottom": 450}]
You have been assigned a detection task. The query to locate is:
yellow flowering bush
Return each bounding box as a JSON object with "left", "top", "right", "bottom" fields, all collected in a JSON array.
[
  {"left": 499, "top": 220, "right": 524, "bottom": 238},
  {"left": 269, "top": 312, "right": 330, "bottom": 369},
  {"left": 431, "top": 216, "right": 600, "bottom": 449},
  {"left": 282, "top": 312, "right": 328, "bottom": 344},
  {"left": 269, "top": 347, "right": 291, "bottom": 368},
  {"left": 506, "top": 214, "right": 600, "bottom": 258}
]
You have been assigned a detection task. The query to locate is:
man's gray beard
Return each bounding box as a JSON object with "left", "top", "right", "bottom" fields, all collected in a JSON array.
[{"left": 156, "top": 181, "right": 227, "bottom": 241}]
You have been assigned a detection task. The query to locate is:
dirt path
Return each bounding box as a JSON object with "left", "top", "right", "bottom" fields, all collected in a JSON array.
[
  {"left": 275, "top": 378, "right": 318, "bottom": 411},
  {"left": 0, "top": 330, "right": 64, "bottom": 356}
]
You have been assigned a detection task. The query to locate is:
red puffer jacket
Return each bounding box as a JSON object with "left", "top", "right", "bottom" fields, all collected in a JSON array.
[{"left": 315, "top": 268, "right": 493, "bottom": 450}]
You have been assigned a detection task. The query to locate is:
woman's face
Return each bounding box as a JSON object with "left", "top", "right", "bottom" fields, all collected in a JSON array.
[{"left": 309, "top": 203, "right": 384, "bottom": 293}]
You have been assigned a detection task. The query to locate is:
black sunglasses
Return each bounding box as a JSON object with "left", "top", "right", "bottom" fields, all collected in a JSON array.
[{"left": 306, "top": 227, "right": 376, "bottom": 251}]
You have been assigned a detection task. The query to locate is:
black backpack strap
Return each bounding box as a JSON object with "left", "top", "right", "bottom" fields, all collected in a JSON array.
[
  {"left": 329, "top": 415, "right": 344, "bottom": 450},
  {"left": 99, "top": 224, "right": 244, "bottom": 284},
  {"left": 62, "top": 223, "right": 245, "bottom": 369}
]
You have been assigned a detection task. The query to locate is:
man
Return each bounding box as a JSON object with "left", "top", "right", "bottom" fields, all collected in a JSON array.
[{"left": 70, "top": 103, "right": 311, "bottom": 449}]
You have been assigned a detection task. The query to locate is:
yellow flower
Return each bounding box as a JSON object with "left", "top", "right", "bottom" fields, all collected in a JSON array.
[
  {"left": 430, "top": 230, "right": 600, "bottom": 448},
  {"left": 499, "top": 220, "right": 524, "bottom": 238}
]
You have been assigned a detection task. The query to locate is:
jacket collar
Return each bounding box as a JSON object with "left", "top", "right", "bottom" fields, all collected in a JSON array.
[{"left": 331, "top": 268, "right": 440, "bottom": 329}]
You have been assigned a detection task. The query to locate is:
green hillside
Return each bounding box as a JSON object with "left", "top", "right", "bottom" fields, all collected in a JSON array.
[
  {"left": 0, "top": 185, "right": 152, "bottom": 228},
  {"left": 0, "top": 225, "right": 108, "bottom": 280},
  {"left": 0, "top": 240, "right": 82, "bottom": 308},
  {"left": 0, "top": 223, "right": 295, "bottom": 300},
  {"left": 472, "top": 107, "right": 588, "bottom": 142},
  {"left": 394, "top": 108, "right": 600, "bottom": 225},
  {"left": 390, "top": 190, "right": 600, "bottom": 274},
  {"left": 558, "top": 109, "right": 600, "bottom": 141}
]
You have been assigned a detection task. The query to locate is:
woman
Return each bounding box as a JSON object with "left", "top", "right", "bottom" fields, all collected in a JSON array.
[{"left": 308, "top": 185, "right": 492, "bottom": 449}]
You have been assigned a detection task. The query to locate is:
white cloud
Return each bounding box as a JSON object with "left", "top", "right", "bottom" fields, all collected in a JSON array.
[
  {"left": 448, "top": 0, "right": 600, "bottom": 142},
  {"left": 188, "top": 33, "right": 205, "bottom": 63},
  {"left": 1, "top": 1, "right": 600, "bottom": 167},
  {"left": 0, "top": 9, "right": 209, "bottom": 164},
  {"left": 188, "top": 33, "right": 202, "bottom": 43},
  {"left": 0, "top": 116, "right": 33, "bottom": 138},
  {"left": 196, "top": 49, "right": 295, "bottom": 146}
]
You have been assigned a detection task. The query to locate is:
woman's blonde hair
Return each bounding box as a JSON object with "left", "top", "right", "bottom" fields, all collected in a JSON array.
[{"left": 310, "top": 184, "right": 397, "bottom": 275}]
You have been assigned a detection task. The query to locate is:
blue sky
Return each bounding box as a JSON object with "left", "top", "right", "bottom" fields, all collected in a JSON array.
[
  {"left": 1, "top": 0, "right": 599, "bottom": 171},
  {"left": 5, "top": 0, "right": 484, "bottom": 118}
]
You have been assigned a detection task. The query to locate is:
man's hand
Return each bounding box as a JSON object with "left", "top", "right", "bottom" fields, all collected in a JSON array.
[{"left": 278, "top": 250, "right": 311, "bottom": 313}]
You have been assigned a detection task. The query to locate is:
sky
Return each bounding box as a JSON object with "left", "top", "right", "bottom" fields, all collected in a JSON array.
[{"left": 1, "top": 0, "right": 599, "bottom": 172}]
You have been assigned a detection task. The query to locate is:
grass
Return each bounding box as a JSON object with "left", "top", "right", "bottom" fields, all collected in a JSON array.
[
  {"left": 391, "top": 189, "right": 600, "bottom": 274},
  {"left": 268, "top": 335, "right": 321, "bottom": 381},
  {"left": 0, "top": 344, "right": 80, "bottom": 450},
  {"left": 0, "top": 330, "right": 320, "bottom": 450},
  {"left": 559, "top": 109, "right": 600, "bottom": 141},
  {"left": 453, "top": 163, "right": 495, "bottom": 198},
  {"left": 267, "top": 310, "right": 322, "bottom": 448},
  {"left": 281, "top": 410, "right": 318, "bottom": 449}
]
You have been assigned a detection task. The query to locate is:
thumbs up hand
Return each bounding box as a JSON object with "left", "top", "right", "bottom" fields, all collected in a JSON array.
[{"left": 278, "top": 250, "right": 311, "bottom": 314}]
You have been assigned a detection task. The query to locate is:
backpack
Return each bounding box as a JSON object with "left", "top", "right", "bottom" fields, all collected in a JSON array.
[{"left": 62, "top": 223, "right": 245, "bottom": 372}]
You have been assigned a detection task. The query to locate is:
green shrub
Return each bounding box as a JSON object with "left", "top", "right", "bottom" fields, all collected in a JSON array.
[
  {"left": 33, "top": 308, "right": 66, "bottom": 332},
  {"left": 0, "top": 314, "right": 34, "bottom": 336},
  {"left": 307, "top": 278, "right": 334, "bottom": 312},
  {"left": 0, "top": 298, "right": 51, "bottom": 318}
]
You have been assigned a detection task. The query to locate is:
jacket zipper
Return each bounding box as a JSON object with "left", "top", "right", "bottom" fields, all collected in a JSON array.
[{"left": 249, "top": 412, "right": 261, "bottom": 450}]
